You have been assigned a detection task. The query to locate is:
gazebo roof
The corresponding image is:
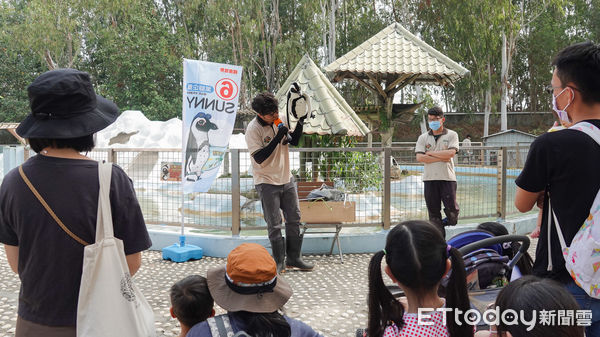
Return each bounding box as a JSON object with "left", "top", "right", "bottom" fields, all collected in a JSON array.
[
  {"left": 275, "top": 55, "right": 370, "bottom": 136},
  {"left": 0, "top": 123, "right": 25, "bottom": 145},
  {"left": 325, "top": 23, "right": 469, "bottom": 86}
]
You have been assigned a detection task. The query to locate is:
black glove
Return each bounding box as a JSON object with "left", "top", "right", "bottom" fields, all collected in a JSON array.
[
  {"left": 276, "top": 125, "right": 289, "bottom": 140},
  {"left": 297, "top": 115, "right": 308, "bottom": 126}
]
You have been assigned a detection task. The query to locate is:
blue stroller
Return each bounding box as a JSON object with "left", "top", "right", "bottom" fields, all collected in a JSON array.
[{"left": 450, "top": 230, "right": 531, "bottom": 329}]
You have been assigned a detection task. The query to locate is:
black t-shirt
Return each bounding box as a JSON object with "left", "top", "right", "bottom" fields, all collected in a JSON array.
[
  {"left": 0, "top": 155, "right": 152, "bottom": 326},
  {"left": 515, "top": 119, "right": 600, "bottom": 283}
]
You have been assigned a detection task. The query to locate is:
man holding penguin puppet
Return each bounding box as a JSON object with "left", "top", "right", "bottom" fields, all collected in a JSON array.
[{"left": 245, "top": 83, "right": 314, "bottom": 273}]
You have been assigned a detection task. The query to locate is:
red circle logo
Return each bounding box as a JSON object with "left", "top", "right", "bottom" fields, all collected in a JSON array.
[{"left": 216, "top": 78, "right": 238, "bottom": 101}]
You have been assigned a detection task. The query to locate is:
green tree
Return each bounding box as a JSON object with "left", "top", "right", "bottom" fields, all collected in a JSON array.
[
  {"left": 511, "top": 5, "right": 570, "bottom": 112},
  {"left": 0, "top": 0, "right": 596, "bottom": 127},
  {"left": 333, "top": 0, "right": 389, "bottom": 108},
  {"left": 410, "top": 0, "right": 505, "bottom": 113},
  {"left": 7, "top": 0, "right": 88, "bottom": 70},
  {"left": 0, "top": 1, "right": 45, "bottom": 122},
  {"left": 84, "top": 0, "right": 183, "bottom": 120}
]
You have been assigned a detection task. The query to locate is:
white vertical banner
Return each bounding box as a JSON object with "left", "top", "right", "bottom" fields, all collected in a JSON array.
[{"left": 182, "top": 59, "right": 242, "bottom": 193}]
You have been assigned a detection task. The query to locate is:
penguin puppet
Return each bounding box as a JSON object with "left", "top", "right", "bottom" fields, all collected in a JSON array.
[
  {"left": 286, "top": 82, "right": 312, "bottom": 122},
  {"left": 184, "top": 112, "right": 218, "bottom": 182}
]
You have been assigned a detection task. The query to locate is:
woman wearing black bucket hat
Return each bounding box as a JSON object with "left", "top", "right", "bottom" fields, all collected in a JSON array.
[
  {"left": 186, "top": 243, "right": 322, "bottom": 337},
  {"left": 0, "top": 69, "right": 152, "bottom": 337}
]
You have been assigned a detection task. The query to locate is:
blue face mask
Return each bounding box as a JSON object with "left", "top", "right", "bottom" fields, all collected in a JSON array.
[{"left": 429, "top": 120, "right": 441, "bottom": 131}]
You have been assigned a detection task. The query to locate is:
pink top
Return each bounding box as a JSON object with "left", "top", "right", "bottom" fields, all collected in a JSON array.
[{"left": 383, "top": 309, "right": 449, "bottom": 337}]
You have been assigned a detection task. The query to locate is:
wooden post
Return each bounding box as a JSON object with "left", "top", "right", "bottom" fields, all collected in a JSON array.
[
  {"left": 496, "top": 147, "right": 507, "bottom": 219},
  {"left": 383, "top": 148, "right": 391, "bottom": 229}
]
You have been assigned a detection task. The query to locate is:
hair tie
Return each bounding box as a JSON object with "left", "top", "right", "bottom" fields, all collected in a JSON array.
[
  {"left": 446, "top": 244, "right": 452, "bottom": 257},
  {"left": 382, "top": 249, "right": 387, "bottom": 255}
]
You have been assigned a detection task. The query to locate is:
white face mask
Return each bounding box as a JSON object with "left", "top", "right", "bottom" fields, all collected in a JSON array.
[{"left": 552, "top": 87, "right": 572, "bottom": 125}]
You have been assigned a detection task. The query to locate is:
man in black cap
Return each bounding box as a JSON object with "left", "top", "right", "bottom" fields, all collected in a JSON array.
[{"left": 415, "top": 106, "right": 460, "bottom": 237}]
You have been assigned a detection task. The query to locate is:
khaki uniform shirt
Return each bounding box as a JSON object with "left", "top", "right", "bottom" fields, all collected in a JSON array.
[
  {"left": 245, "top": 116, "right": 292, "bottom": 185},
  {"left": 415, "top": 128, "right": 459, "bottom": 181}
]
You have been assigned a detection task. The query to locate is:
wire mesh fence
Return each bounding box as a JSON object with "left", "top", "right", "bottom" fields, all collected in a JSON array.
[
  {"left": 88, "top": 148, "right": 239, "bottom": 230},
  {"left": 389, "top": 145, "right": 529, "bottom": 222},
  {"left": 291, "top": 148, "right": 384, "bottom": 226},
  {"left": 1, "top": 144, "right": 531, "bottom": 234}
]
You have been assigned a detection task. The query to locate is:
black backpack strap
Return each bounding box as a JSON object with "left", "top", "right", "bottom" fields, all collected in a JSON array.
[
  {"left": 207, "top": 315, "right": 233, "bottom": 337},
  {"left": 207, "top": 314, "right": 252, "bottom": 337}
]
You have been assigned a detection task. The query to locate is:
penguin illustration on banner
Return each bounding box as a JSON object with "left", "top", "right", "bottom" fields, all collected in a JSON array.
[{"left": 185, "top": 112, "right": 218, "bottom": 182}]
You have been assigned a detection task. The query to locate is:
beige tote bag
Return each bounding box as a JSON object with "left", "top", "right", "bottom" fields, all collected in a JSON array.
[{"left": 77, "top": 162, "right": 155, "bottom": 337}]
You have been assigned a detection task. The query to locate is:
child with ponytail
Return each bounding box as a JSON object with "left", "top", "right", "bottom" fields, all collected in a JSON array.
[{"left": 367, "top": 220, "right": 473, "bottom": 337}]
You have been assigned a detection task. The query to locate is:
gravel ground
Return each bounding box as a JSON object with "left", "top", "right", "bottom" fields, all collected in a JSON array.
[{"left": 0, "top": 236, "right": 537, "bottom": 337}]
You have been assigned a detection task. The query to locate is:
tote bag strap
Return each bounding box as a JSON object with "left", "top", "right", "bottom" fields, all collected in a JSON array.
[
  {"left": 96, "top": 161, "right": 114, "bottom": 240},
  {"left": 19, "top": 165, "right": 90, "bottom": 246}
]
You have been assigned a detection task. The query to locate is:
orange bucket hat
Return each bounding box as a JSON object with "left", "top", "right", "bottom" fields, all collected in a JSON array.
[{"left": 207, "top": 243, "right": 292, "bottom": 313}]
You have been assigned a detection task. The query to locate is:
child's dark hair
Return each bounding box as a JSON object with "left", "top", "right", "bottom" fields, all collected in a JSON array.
[
  {"left": 477, "top": 222, "right": 533, "bottom": 275},
  {"left": 28, "top": 135, "right": 95, "bottom": 153},
  {"left": 367, "top": 220, "right": 472, "bottom": 337},
  {"left": 251, "top": 92, "right": 278, "bottom": 115},
  {"left": 170, "top": 275, "right": 214, "bottom": 328},
  {"left": 229, "top": 311, "right": 291, "bottom": 337},
  {"left": 495, "top": 275, "right": 583, "bottom": 337}
]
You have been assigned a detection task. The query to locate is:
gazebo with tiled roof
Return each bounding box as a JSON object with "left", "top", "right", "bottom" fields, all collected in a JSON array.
[{"left": 325, "top": 22, "right": 469, "bottom": 146}]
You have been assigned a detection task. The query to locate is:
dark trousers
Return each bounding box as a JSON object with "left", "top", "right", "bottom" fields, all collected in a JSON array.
[
  {"left": 16, "top": 316, "right": 76, "bottom": 337},
  {"left": 424, "top": 180, "right": 459, "bottom": 237},
  {"left": 255, "top": 177, "right": 301, "bottom": 241}
]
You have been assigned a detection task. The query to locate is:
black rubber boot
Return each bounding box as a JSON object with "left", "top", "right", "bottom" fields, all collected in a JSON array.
[
  {"left": 270, "top": 237, "right": 286, "bottom": 274},
  {"left": 286, "top": 235, "right": 314, "bottom": 271},
  {"left": 429, "top": 217, "right": 446, "bottom": 239},
  {"left": 443, "top": 208, "right": 459, "bottom": 226}
]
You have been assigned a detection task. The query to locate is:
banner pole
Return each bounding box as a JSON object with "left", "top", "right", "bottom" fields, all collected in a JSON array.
[{"left": 180, "top": 150, "right": 185, "bottom": 247}]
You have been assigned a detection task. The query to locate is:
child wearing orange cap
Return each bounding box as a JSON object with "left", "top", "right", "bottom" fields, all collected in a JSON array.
[{"left": 186, "top": 243, "right": 322, "bottom": 337}]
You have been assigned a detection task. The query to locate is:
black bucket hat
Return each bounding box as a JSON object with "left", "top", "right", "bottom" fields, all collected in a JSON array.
[{"left": 16, "top": 69, "right": 119, "bottom": 139}]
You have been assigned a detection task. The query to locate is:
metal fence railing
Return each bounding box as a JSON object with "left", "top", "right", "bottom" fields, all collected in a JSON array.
[{"left": 0, "top": 145, "right": 532, "bottom": 234}]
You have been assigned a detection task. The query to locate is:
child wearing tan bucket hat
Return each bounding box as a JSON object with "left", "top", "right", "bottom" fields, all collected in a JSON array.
[{"left": 186, "top": 243, "right": 322, "bottom": 337}]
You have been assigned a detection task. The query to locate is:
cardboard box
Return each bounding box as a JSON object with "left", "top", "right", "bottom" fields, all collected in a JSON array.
[{"left": 299, "top": 201, "right": 356, "bottom": 223}]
